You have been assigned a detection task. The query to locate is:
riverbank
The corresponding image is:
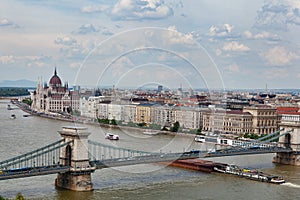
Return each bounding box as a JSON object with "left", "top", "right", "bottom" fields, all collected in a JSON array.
[{"left": 13, "top": 100, "right": 197, "bottom": 139}]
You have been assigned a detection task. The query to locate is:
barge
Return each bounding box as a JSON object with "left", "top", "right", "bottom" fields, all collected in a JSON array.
[
  {"left": 213, "top": 164, "right": 285, "bottom": 184},
  {"left": 166, "top": 159, "right": 285, "bottom": 184}
]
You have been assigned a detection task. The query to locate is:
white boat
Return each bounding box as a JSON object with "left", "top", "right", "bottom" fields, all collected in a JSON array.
[
  {"left": 10, "top": 114, "right": 16, "bottom": 119},
  {"left": 105, "top": 133, "right": 119, "bottom": 140},
  {"left": 143, "top": 131, "right": 159, "bottom": 135},
  {"left": 194, "top": 135, "right": 205, "bottom": 143}
]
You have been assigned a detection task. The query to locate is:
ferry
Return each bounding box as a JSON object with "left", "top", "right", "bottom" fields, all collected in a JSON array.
[
  {"left": 105, "top": 133, "right": 119, "bottom": 140},
  {"left": 194, "top": 135, "right": 205, "bottom": 143},
  {"left": 216, "top": 137, "right": 275, "bottom": 148},
  {"left": 213, "top": 164, "right": 285, "bottom": 184}
]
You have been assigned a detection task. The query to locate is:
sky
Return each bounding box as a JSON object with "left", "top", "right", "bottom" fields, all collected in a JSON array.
[{"left": 1, "top": 0, "right": 300, "bottom": 90}]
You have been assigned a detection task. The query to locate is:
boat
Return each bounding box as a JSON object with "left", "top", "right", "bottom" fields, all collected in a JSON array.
[
  {"left": 7, "top": 105, "right": 12, "bottom": 110},
  {"left": 23, "top": 114, "right": 32, "bottom": 117},
  {"left": 268, "top": 176, "right": 285, "bottom": 184},
  {"left": 194, "top": 135, "right": 205, "bottom": 143},
  {"left": 213, "top": 164, "right": 285, "bottom": 184},
  {"left": 105, "top": 133, "right": 119, "bottom": 140},
  {"left": 143, "top": 131, "right": 159, "bottom": 135},
  {"left": 10, "top": 114, "right": 16, "bottom": 119}
]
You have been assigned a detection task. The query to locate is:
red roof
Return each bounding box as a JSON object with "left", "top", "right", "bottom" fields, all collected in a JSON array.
[{"left": 277, "top": 107, "right": 299, "bottom": 114}]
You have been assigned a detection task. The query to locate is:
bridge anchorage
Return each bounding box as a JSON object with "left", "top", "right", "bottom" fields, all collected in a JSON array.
[
  {"left": 55, "top": 126, "right": 95, "bottom": 191},
  {"left": 273, "top": 118, "right": 300, "bottom": 165}
]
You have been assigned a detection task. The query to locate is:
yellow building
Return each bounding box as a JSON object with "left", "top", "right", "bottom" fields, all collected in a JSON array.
[
  {"left": 136, "top": 103, "right": 152, "bottom": 124},
  {"left": 243, "top": 106, "right": 278, "bottom": 135}
]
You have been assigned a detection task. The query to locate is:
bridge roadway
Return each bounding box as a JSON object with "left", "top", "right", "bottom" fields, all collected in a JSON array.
[
  {"left": 0, "top": 152, "right": 200, "bottom": 180},
  {"left": 0, "top": 147, "right": 292, "bottom": 180}
]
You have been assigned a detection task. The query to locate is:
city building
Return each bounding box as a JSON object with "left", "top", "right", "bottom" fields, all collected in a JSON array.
[
  {"left": 243, "top": 106, "right": 278, "bottom": 135},
  {"left": 31, "top": 68, "right": 80, "bottom": 114}
]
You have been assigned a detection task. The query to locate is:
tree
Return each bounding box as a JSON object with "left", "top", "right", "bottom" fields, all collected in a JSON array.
[
  {"left": 196, "top": 127, "right": 202, "bottom": 135},
  {"left": 15, "top": 193, "right": 25, "bottom": 200},
  {"left": 111, "top": 119, "right": 118, "bottom": 125},
  {"left": 0, "top": 195, "right": 8, "bottom": 200},
  {"left": 171, "top": 121, "right": 180, "bottom": 132}
]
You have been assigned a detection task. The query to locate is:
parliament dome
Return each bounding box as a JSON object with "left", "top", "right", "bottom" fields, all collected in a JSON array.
[{"left": 49, "top": 68, "right": 62, "bottom": 86}]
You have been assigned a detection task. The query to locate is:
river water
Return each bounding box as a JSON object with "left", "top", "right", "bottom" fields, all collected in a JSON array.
[{"left": 0, "top": 100, "right": 300, "bottom": 199}]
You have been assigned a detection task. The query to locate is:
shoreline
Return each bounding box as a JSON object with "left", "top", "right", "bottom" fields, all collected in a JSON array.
[{"left": 13, "top": 101, "right": 197, "bottom": 138}]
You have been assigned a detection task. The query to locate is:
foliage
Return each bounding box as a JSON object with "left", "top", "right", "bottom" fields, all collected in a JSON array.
[
  {"left": 15, "top": 193, "right": 25, "bottom": 200},
  {"left": 98, "top": 118, "right": 110, "bottom": 124},
  {"left": 22, "top": 98, "right": 32, "bottom": 106},
  {"left": 148, "top": 124, "right": 161, "bottom": 130},
  {"left": 171, "top": 121, "right": 180, "bottom": 132},
  {"left": 0, "top": 195, "right": 8, "bottom": 200},
  {"left": 196, "top": 127, "right": 203, "bottom": 135},
  {"left": 71, "top": 109, "right": 81, "bottom": 116},
  {"left": 161, "top": 126, "right": 169, "bottom": 131},
  {"left": 137, "top": 122, "right": 147, "bottom": 127},
  {"left": 111, "top": 119, "right": 118, "bottom": 125},
  {"left": 0, "top": 87, "right": 29, "bottom": 97}
]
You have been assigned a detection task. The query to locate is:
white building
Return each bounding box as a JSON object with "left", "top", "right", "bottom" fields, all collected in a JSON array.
[{"left": 80, "top": 96, "right": 106, "bottom": 118}]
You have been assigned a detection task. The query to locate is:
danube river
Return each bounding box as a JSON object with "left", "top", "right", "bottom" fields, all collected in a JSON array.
[{"left": 0, "top": 100, "right": 300, "bottom": 199}]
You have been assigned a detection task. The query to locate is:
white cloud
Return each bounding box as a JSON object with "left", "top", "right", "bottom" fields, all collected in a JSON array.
[
  {"left": 222, "top": 41, "right": 250, "bottom": 52},
  {"left": 0, "top": 55, "right": 15, "bottom": 64},
  {"left": 55, "top": 36, "right": 77, "bottom": 46},
  {"left": 263, "top": 46, "right": 298, "bottom": 66},
  {"left": 208, "top": 24, "right": 233, "bottom": 36},
  {"left": 227, "top": 64, "right": 240, "bottom": 72},
  {"left": 166, "top": 26, "right": 194, "bottom": 45},
  {"left": 244, "top": 30, "right": 280, "bottom": 41},
  {"left": 207, "top": 23, "right": 239, "bottom": 40},
  {"left": 111, "top": 0, "right": 173, "bottom": 20},
  {"left": 81, "top": 5, "right": 110, "bottom": 13},
  {"left": 255, "top": 0, "right": 300, "bottom": 30},
  {"left": 73, "top": 24, "right": 114, "bottom": 35},
  {"left": 0, "top": 18, "right": 19, "bottom": 28}
]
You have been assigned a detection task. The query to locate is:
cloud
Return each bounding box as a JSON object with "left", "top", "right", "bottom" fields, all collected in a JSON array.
[
  {"left": 111, "top": 0, "right": 174, "bottom": 21},
  {"left": 207, "top": 24, "right": 239, "bottom": 40},
  {"left": 227, "top": 64, "right": 240, "bottom": 72},
  {"left": 55, "top": 36, "right": 77, "bottom": 46},
  {"left": 222, "top": 41, "right": 250, "bottom": 52},
  {"left": 73, "top": 24, "right": 114, "bottom": 35},
  {"left": 244, "top": 30, "right": 280, "bottom": 41},
  {"left": 166, "top": 26, "right": 194, "bottom": 45},
  {"left": 81, "top": 5, "right": 110, "bottom": 13},
  {"left": 0, "top": 54, "right": 50, "bottom": 67},
  {"left": 255, "top": 0, "right": 300, "bottom": 30},
  {"left": 0, "top": 55, "right": 15, "bottom": 64},
  {"left": 263, "top": 46, "right": 298, "bottom": 66},
  {"left": 0, "top": 18, "right": 19, "bottom": 28}
]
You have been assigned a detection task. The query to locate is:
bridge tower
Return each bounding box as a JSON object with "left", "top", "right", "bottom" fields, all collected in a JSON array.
[
  {"left": 273, "top": 114, "right": 300, "bottom": 165},
  {"left": 55, "top": 126, "right": 95, "bottom": 191}
]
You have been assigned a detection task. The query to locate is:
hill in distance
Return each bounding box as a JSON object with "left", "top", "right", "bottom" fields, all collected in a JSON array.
[{"left": 0, "top": 79, "right": 37, "bottom": 88}]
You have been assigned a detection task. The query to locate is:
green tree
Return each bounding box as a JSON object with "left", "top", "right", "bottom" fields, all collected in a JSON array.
[
  {"left": 171, "top": 121, "right": 180, "bottom": 132},
  {"left": 0, "top": 195, "right": 8, "bottom": 200},
  {"left": 111, "top": 119, "right": 118, "bottom": 125},
  {"left": 15, "top": 193, "right": 25, "bottom": 200}
]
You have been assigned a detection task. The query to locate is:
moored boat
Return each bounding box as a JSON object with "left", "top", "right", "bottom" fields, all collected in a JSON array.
[{"left": 105, "top": 133, "right": 119, "bottom": 140}]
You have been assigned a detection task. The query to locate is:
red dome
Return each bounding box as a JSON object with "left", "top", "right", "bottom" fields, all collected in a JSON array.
[{"left": 49, "top": 68, "right": 62, "bottom": 86}]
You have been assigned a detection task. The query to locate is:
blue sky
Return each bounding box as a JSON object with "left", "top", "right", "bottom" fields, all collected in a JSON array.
[{"left": 1, "top": 0, "right": 300, "bottom": 90}]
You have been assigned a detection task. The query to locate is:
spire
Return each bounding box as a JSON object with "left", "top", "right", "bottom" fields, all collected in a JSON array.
[{"left": 54, "top": 67, "right": 57, "bottom": 76}]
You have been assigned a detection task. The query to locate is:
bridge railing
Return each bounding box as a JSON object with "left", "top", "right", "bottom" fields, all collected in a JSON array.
[
  {"left": 88, "top": 140, "right": 158, "bottom": 161},
  {"left": 0, "top": 139, "right": 72, "bottom": 171}
]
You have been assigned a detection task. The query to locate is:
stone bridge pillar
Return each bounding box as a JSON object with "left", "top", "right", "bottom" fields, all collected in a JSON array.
[
  {"left": 273, "top": 115, "right": 300, "bottom": 166},
  {"left": 55, "top": 126, "right": 94, "bottom": 191}
]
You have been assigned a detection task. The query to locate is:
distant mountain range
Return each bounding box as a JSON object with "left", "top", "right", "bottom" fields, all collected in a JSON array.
[{"left": 0, "top": 79, "right": 37, "bottom": 88}]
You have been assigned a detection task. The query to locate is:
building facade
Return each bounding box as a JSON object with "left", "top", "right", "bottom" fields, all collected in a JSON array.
[
  {"left": 31, "top": 69, "right": 80, "bottom": 114},
  {"left": 243, "top": 106, "right": 278, "bottom": 135}
]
